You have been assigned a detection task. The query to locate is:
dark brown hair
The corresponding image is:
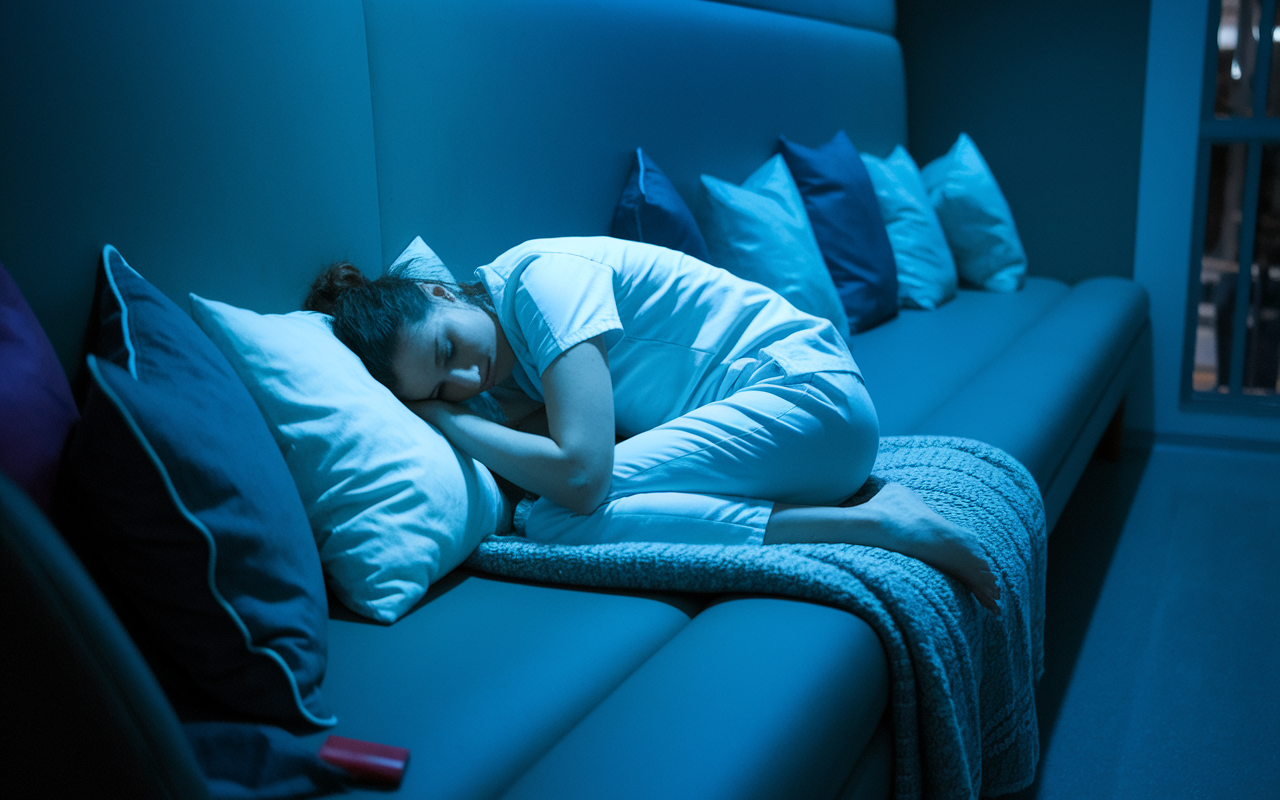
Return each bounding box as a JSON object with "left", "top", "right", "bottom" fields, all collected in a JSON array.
[{"left": 303, "top": 262, "right": 492, "bottom": 393}]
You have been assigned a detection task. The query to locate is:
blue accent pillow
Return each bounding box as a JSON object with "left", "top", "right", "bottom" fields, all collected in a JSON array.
[
  {"left": 779, "top": 131, "right": 898, "bottom": 332},
  {"left": 65, "top": 245, "right": 334, "bottom": 730},
  {"left": 698, "top": 154, "right": 850, "bottom": 333},
  {"left": 920, "top": 133, "right": 1028, "bottom": 292},
  {"left": 860, "top": 145, "right": 958, "bottom": 310},
  {"left": 611, "top": 147, "right": 711, "bottom": 262}
]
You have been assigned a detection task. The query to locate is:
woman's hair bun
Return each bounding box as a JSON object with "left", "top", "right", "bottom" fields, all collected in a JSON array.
[{"left": 304, "top": 262, "right": 368, "bottom": 315}]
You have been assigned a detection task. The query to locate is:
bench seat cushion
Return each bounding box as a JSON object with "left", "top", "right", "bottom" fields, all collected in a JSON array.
[
  {"left": 306, "top": 573, "right": 695, "bottom": 800},
  {"left": 499, "top": 597, "right": 889, "bottom": 800},
  {"left": 849, "top": 276, "right": 1070, "bottom": 434},
  {"left": 307, "top": 578, "right": 889, "bottom": 800},
  {"left": 853, "top": 276, "right": 1149, "bottom": 529},
  {"left": 913, "top": 277, "right": 1149, "bottom": 518}
]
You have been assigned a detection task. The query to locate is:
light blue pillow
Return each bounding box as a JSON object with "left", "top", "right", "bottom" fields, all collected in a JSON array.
[
  {"left": 860, "top": 146, "right": 958, "bottom": 310},
  {"left": 920, "top": 133, "right": 1027, "bottom": 292},
  {"left": 698, "top": 154, "right": 850, "bottom": 334},
  {"left": 190, "top": 298, "right": 507, "bottom": 624},
  {"left": 389, "top": 235, "right": 455, "bottom": 283}
]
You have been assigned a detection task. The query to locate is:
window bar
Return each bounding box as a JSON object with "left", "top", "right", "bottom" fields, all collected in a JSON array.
[
  {"left": 1256, "top": 0, "right": 1279, "bottom": 110},
  {"left": 1183, "top": 139, "right": 1216, "bottom": 399},
  {"left": 1230, "top": 142, "right": 1264, "bottom": 394}
]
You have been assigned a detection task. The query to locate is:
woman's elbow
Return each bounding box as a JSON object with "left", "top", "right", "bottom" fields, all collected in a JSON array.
[{"left": 561, "top": 466, "right": 612, "bottom": 516}]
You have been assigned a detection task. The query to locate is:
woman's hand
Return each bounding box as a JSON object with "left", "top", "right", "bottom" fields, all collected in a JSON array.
[
  {"left": 401, "top": 336, "right": 615, "bottom": 516},
  {"left": 405, "top": 398, "right": 460, "bottom": 429}
]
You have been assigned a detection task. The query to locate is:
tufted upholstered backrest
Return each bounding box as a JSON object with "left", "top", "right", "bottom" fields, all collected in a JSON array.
[
  {"left": 0, "top": 0, "right": 903, "bottom": 372},
  {"left": 0, "top": 0, "right": 383, "bottom": 370},
  {"left": 362, "top": 0, "right": 905, "bottom": 274}
]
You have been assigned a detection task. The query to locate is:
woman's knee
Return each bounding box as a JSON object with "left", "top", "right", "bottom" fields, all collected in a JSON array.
[{"left": 788, "top": 372, "right": 878, "bottom": 503}]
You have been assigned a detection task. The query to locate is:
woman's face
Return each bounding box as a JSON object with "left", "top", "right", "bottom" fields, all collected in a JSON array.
[{"left": 391, "top": 285, "right": 514, "bottom": 404}]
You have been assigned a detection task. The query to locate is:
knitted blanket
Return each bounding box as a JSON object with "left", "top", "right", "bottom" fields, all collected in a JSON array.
[{"left": 465, "top": 436, "right": 1046, "bottom": 799}]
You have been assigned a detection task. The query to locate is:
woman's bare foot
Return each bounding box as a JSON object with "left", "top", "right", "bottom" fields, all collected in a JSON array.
[
  {"left": 854, "top": 482, "right": 1001, "bottom": 612},
  {"left": 766, "top": 481, "right": 1001, "bottom": 612}
]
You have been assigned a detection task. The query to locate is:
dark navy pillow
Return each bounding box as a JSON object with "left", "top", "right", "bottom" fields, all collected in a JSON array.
[
  {"left": 66, "top": 245, "right": 334, "bottom": 730},
  {"left": 0, "top": 262, "right": 79, "bottom": 514},
  {"left": 611, "top": 147, "right": 712, "bottom": 262},
  {"left": 779, "top": 131, "right": 899, "bottom": 332}
]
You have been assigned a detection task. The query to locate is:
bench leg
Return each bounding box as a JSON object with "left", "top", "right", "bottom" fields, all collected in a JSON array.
[{"left": 1094, "top": 400, "right": 1125, "bottom": 462}]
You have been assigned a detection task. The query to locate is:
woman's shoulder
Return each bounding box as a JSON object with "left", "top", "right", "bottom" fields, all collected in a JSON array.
[
  {"left": 483, "top": 237, "right": 729, "bottom": 303},
  {"left": 490, "top": 236, "right": 632, "bottom": 266}
]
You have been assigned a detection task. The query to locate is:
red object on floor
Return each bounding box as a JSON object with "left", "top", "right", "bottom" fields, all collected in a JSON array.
[{"left": 319, "top": 735, "right": 410, "bottom": 786}]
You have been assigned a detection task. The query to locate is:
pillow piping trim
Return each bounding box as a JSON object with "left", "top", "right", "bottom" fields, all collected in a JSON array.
[
  {"left": 101, "top": 245, "right": 139, "bottom": 379},
  {"left": 85, "top": 354, "right": 337, "bottom": 728},
  {"left": 633, "top": 147, "right": 647, "bottom": 243}
]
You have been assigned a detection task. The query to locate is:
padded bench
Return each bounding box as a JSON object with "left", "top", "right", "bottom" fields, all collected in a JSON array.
[{"left": 0, "top": 1, "right": 1147, "bottom": 798}]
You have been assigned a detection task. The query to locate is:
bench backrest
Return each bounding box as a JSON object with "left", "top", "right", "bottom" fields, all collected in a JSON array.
[{"left": 0, "top": 0, "right": 902, "bottom": 372}]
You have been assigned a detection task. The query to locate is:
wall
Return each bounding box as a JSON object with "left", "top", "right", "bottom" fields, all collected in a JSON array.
[
  {"left": 898, "top": 0, "right": 1152, "bottom": 286},
  {"left": 901, "top": 0, "right": 1280, "bottom": 446}
]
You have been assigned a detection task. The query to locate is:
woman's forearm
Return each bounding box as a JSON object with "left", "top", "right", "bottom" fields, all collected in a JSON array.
[{"left": 412, "top": 401, "right": 610, "bottom": 514}]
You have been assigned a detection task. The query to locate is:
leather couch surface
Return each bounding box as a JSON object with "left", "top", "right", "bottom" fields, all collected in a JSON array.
[
  {"left": 851, "top": 274, "right": 1150, "bottom": 529},
  {"left": 913, "top": 277, "right": 1150, "bottom": 500}
]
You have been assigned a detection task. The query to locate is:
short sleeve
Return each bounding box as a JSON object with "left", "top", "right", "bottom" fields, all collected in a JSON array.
[{"left": 510, "top": 254, "right": 625, "bottom": 378}]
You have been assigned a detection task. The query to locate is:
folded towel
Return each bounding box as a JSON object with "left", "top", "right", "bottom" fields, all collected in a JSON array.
[{"left": 466, "top": 435, "right": 1046, "bottom": 799}]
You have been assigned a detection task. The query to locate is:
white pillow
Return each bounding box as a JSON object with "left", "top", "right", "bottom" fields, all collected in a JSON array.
[
  {"left": 389, "top": 236, "right": 455, "bottom": 283},
  {"left": 189, "top": 297, "right": 506, "bottom": 624}
]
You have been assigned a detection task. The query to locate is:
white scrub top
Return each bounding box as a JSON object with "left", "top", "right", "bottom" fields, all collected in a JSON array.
[{"left": 474, "top": 237, "right": 861, "bottom": 438}]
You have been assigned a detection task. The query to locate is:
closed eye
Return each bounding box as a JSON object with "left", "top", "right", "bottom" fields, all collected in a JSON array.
[{"left": 428, "top": 338, "right": 454, "bottom": 401}]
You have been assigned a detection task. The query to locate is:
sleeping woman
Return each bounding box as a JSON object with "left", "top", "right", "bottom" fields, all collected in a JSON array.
[{"left": 304, "top": 236, "right": 1000, "bottom": 611}]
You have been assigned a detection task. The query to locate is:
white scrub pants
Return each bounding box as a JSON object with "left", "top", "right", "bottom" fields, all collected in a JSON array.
[{"left": 524, "top": 370, "right": 879, "bottom": 545}]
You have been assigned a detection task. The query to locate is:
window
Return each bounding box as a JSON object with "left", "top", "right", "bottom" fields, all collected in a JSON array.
[{"left": 1187, "top": 0, "right": 1280, "bottom": 410}]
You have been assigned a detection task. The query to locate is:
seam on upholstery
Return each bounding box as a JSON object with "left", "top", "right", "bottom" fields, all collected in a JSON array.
[
  {"left": 696, "top": 0, "right": 894, "bottom": 34},
  {"left": 359, "top": 0, "right": 387, "bottom": 269},
  {"left": 633, "top": 147, "right": 646, "bottom": 241}
]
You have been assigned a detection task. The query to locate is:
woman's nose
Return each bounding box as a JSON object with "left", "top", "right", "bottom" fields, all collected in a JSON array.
[{"left": 449, "top": 364, "right": 482, "bottom": 390}]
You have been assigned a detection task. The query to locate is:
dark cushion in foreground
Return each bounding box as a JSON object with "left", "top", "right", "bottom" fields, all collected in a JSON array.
[
  {"left": 64, "top": 245, "right": 333, "bottom": 729},
  {"left": 0, "top": 473, "right": 209, "bottom": 800},
  {"left": 0, "top": 262, "right": 79, "bottom": 513}
]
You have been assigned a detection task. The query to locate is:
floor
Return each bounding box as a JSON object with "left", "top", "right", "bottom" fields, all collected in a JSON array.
[{"left": 1003, "top": 439, "right": 1280, "bottom": 799}]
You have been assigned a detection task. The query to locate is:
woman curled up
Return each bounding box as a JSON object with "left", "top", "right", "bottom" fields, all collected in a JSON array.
[{"left": 305, "top": 236, "right": 1000, "bottom": 611}]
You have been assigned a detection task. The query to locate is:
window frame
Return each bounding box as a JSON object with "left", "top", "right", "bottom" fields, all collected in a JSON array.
[{"left": 1183, "top": 0, "right": 1280, "bottom": 414}]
